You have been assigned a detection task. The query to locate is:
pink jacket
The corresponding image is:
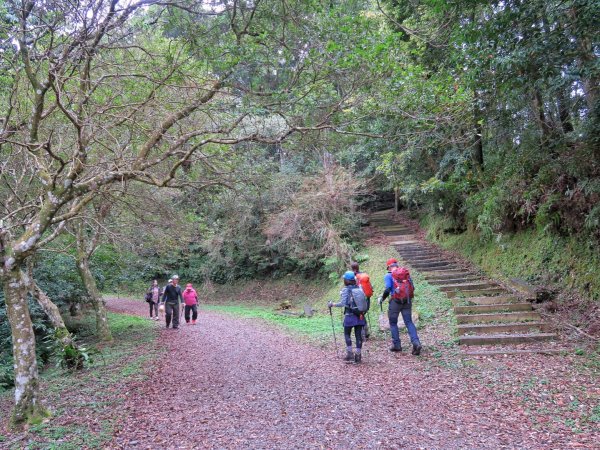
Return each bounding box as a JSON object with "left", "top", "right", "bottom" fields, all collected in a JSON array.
[{"left": 182, "top": 288, "right": 198, "bottom": 306}]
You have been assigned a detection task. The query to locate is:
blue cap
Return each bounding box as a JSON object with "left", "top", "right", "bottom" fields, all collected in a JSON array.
[{"left": 343, "top": 271, "right": 356, "bottom": 281}]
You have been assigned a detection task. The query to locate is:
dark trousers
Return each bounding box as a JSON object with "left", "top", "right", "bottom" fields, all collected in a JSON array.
[
  {"left": 388, "top": 303, "right": 419, "bottom": 347},
  {"left": 165, "top": 302, "right": 180, "bottom": 328},
  {"left": 184, "top": 304, "right": 198, "bottom": 322},
  {"left": 362, "top": 297, "right": 371, "bottom": 339},
  {"left": 344, "top": 325, "right": 363, "bottom": 349},
  {"left": 149, "top": 301, "right": 158, "bottom": 317}
]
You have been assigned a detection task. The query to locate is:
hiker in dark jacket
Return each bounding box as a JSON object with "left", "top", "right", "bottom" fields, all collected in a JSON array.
[
  {"left": 378, "top": 258, "right": 422, "bottom": 355},
  {"left": 161, "top": 275, "right": 184, "bottom": 329},
  {"left": 328, "top": 271, "right": 367, "bottom": 364},
  {"left": 146, "top": 280, "right": 163, "bottom": 321}
]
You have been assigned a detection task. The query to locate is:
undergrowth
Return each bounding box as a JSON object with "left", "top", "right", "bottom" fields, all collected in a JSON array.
[{"left": 1, "top": 312, "right": 159, "bottom": 449}]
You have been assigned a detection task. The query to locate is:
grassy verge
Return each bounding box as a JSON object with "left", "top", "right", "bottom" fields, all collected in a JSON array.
[{"left": 1, "top": 312, "right": 159, "bottom": 449}]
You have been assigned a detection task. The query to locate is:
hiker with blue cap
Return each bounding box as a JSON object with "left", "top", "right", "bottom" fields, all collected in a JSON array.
[{"left": 328, "top": 271, "right": 368, "bottom": 363}]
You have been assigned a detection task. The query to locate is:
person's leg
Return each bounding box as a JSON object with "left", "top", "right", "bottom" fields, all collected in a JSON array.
[
  {"left": 388, "top": 308, "right": 402, "bottom": 351},
  {"left": 364, "top": 297, "right": 371, "bottom": 339},
  {"left": 184, "top": 305, "right": 191, "bottom": 323},
  {"left": 149, "top": 301, "right": 153, "bottom": 318},
  {"left": 172, "top": 303, "right": 180, "bottom": 329},
  {"left": 152, "top": 302, "right": 158, "bottom": 318},
  {"left": 354, "top": 325, "right": 363, "bottom": 350},
  {"left": 354, "top": 325, "right": 363, "bottom": 363},
  {"left": 400, "top": 306, "right": 421, "bottom": 355},
  {"left": 362, "top": 320, "right": 370, "bottom": 340},
  {"left": 343, "top": 326, "right": 353, "bottom": 360},
  {"left": 191, "top": 305, "right": 198, "bottom": 322},
  {"left": 165, "top": 303, "right": 173, "bottom": 328}
]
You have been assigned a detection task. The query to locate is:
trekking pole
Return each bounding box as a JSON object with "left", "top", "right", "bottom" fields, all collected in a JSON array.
[{"left": 328, "top": 306, "right": 339, "bottom": 358}]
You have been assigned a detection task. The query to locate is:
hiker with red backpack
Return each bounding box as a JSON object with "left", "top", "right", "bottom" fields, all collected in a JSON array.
[
  {"left": 351, "top": 261, "right": 373, "bottom": 339},
  {"left": 378, "top": 258, "right": 422, "bottom": 355},
  {"left": 327, "top": 271, "right": 368, "bottom": 364}
]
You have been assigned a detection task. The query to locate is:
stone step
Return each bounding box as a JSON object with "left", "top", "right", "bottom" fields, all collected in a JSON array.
[
  {"left": 454, "top": 303, "right": 532, "bottom": 314},
  {"left": 423, "top": 271, "right": 477, "bottom": 280},
  {"left": 456, "top": 311, "right": 541, "bottom": 324},
  {"left": 452, "top": 296, "right": 520, "bottom": 306},
  {"left": 402, "top": 256, "right": 450, "bottom": 263},
  {"left": 410, "top": 261, "right": 453, "bottom": 269},
  {"left": 446, "top": 287, "right": 507, "bottom": 298},
  {"left": 400, "top": 255, "right": 443, "bottom": 262},
  {"left": 395, "top": 246, "right": 432, "bottom": 251},
  {"left": 382, "top": 231, "right": 415, "bottom": 236},
  {"left": 391, "top": 240, "right": 420, "bottom": 246},
  {"left": 459, "top": 333, "right": 557, "bottom": 346},
  {"left": 430, "top": 277, "right": 482, "bottom": 286},
  {"left": 396, "top": 248, "right": 437, "bottom": 253},
  {"left": 462, "top": 349, "right": 564, "bottom": 356},
  {"left": 379, "top": 226, "right": 413, "bottom": 231},
  {"left": 439, "top": 282, "right": 499, "bottom": 292},
  {"left": 457, "top": 322, "right": 550, "bottom": 335}
]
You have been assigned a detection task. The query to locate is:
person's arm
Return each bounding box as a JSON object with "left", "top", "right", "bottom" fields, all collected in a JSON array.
[
  {"left": 329, "top": 288, "right": 348, "bottom": 308},
  {"left": 161, "top": 286, "right": 168, "bottom": 303},
  {"left": 379, "top": 274, "right": 393, "bottom": 304}
]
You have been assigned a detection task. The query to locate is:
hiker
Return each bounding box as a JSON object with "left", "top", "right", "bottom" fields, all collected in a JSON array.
[
  {"left": 378, "top": 258, "right": 422, "bottom": 355},
  {"left": 328, "top": 271, "right": 368, "bottom": 364},
  {"left": 351, "top": 261, "right": 373, "bottom": 339},
  {"left": 145, "top": 279, "right": 163, "bottom": 321},
  {"left": 183, "top": 283, "right": 199, "bottom": 325},
  {"left": 161, "top": 275, "right": 184, "bottom": 329}
]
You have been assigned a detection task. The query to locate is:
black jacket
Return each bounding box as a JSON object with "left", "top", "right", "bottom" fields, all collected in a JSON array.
[{"left": 162, "top": 284, "right": 183, "bottom": 304}]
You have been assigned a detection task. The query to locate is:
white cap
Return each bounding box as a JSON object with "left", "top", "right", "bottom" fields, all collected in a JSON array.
[{"left": 172, "top": 274, "right": 179, "bottom": 280}]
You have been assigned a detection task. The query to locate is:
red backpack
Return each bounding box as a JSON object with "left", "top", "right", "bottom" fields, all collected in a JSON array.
[
  {"left": 391, "top": 267, "right": 414, "bottom": 302},
  {"left": 355, "top": 272, "right": 374, "bottom": 298}
]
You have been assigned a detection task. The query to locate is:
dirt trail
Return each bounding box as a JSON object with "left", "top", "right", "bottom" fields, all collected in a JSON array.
[{"left": 104, "top": 298, "right": 595, "bottom": 449}]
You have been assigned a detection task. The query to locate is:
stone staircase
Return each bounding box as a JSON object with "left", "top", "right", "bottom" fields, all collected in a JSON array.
[{"left": 369, "top": 209, "right": 557, "bottom": 350}]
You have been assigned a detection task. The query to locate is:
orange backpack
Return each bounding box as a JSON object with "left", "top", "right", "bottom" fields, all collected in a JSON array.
[{"left": 355, "top": 273, "right": 374, "bottom": 298}]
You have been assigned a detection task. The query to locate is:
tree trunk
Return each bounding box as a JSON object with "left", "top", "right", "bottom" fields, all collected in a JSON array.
[
  {"left": 532, "top": 88, "right": 552, "bottom": 140},
  {"left": 472, "top": 92, "right": 484, "bottom": 170},
  {"left": 76, "top": 253, "right": 112, "bottom": 341},
  {"left": 394, "top": 187, "right": 400, "bottom": 212},
  {"left": 2, "top": 267, "right": 49, "bottom": 427},
  {"left": 26, "top": 261, "right": 74, "bottom": 349},
  {"left": 556, "top": 88, "right": 574, "bottom": 134}
]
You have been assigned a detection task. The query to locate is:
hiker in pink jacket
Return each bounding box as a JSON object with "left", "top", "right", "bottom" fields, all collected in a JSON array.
[{"left": 182, "top": 283, "right": 199, "bottom": 325}]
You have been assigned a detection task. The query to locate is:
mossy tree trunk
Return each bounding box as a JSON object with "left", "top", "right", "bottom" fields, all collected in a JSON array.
[
  {"left": 2, "top": 266, "right": 50, "bottom": 428},
  {"left": 26, "top": 261, "right": 74, "bottom": 349},
  {"left": 75, "top": 244, "right": 112, "bottom": 342}
]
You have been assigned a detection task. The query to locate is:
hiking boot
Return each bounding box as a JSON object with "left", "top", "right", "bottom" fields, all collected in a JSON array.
[
  {"left": 344, "top": 351, "right": 354, "bottom": 362},
  {"left": 389, "top": 344, "right": 402, "bottom": 352},
  {"left": 412, "top": 341, "right": 422, "bottom": 356},
  {"left": 354, "top": 352, "right": 362, "bottom": 364}
]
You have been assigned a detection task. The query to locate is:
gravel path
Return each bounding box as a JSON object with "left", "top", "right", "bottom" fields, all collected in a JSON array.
[{"left": 104, "top": 298, "right": 599, "bottom": 449}]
